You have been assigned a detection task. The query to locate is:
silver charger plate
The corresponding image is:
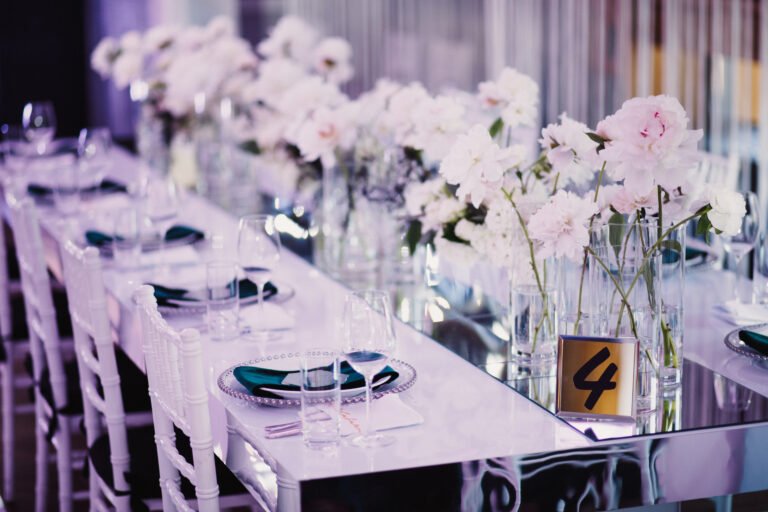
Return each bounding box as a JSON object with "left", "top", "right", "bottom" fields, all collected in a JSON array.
[
  {"left": 94, "top": 231, "right": 203, "bottom": 257},
  {"left": 158, "top": 280, "right": 295, "bottom": 315},
  {"left": 217, "top": 352, "right": 417, "bottom": 408},
  {"left": 724, "top": 323, "right": 768, "bottom": 362}
]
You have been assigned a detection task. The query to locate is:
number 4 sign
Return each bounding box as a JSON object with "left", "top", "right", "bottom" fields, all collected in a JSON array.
[{"left": 556, "top": 335, "right": 639, "bottom": 420}]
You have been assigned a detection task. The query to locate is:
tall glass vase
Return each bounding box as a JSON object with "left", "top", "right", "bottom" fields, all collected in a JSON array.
[
  {"left": 136, "top": 104, "right": 171, "bottom": 175},
  {"left": 660, "top": 224, "right": 686, "bottom": 388},
  {"left": 590, "top": 221, "right": 662, "bottom": 413},
  {"left": 508, "top": 256, "right": 560, "bottom": 363}
]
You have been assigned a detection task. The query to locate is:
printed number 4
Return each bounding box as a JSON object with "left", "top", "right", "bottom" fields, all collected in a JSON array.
[{"left": 573, "top": 347, "right": 618, "bottom": 410}]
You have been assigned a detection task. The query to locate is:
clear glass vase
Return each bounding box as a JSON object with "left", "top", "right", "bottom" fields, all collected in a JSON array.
[
  {"left": 135, "top": 104, "right": 171, "bottom": 175},
  {"left": 508, "top": 256, "right": 560, "bottom": 363},
  {"left": 660, "top": 224, "right": 685, "bottom": 388},
  {"left": 590, "top": 221, "right": 662, "bottom": 413}
]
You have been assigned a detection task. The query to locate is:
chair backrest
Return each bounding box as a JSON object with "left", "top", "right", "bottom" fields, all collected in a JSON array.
[
  {"left": 133, "top": 285, "right": 220, "bottom": 512},
  {"left": 5, "top": 193, "right": 67, "bottom": 411},
  {"left": 60, "top": 240, "right": 131, "bottom": 499},
  {"left": 0, "top": 222, "right": 11, "bottom": 341}
]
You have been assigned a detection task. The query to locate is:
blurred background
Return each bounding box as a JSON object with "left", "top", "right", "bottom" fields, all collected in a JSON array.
[{"left": 1, "top": 0, "right": 766, "bottom": 194}]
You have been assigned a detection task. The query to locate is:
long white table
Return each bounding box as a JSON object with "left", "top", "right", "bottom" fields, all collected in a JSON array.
[{"left": 9, "top": 148, "right": 768, "bottom": 510}]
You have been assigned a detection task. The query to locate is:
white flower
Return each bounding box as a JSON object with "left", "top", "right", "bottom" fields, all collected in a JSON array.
[
  {"left": 440, "top": 125, "right": 526, "bottom": 207},
  {"left": 258, "top": 15, "right": 318, "bottom": 63},
  {"left": 111, "top": 50, "right": 144, "bottom": 89},
  {"left": 597, "top": 95, "right": 703, "bottom": 196},
  {"left": 176, "top": 25, "right": 207, "bottom": 51},
  {"left": 204, "top": 16, "right": 236, "bottom": 42},
  {"left": 404, "top": 178, "right": 464, "bottom": 232},
  {"left": 353, "top": 79, "right": 401, "bottom": 132},
  {"left": 312, "top": 37, "right": 354, "bottom": 84},
  {"left": 143, "top": 25, "right": 179, "bottom": 52},
  {"left": 540, "top": 113, "right": 598, "bottom": 188},
  {"left": 277, "top": 75, "right": 346, "bottom": 118},
  {"left": 610, "top": 186, "right": 658, "bottom": 216},
  {"left": 119, "top": 31, "right": 143, "bottom": 51},
  {"left": 293, "top": 105, "right": 356, "bottom": 168},
  {"left": 706, "top": 189, "right": 746, "bottom": 235},
  {"left": 528, "top": 190, "right": 599, "bottom": 262},
  {"left": 242, "top": 58, "right": 306, "bottom": 106},
  {"left": 91, "top": 37, "right": 119, "bottom": 77},
  {"left": 380, "top": 83, "right": 430, "bottom": 145},
  {"left": 406, "top": 95, "right": 467, "bottom": 163},
  {"left": 434, "top": 236, "right": 478, "bottom": 269},
  {"left": 477, "top": 67, "right": 539, "bottom": 128}
]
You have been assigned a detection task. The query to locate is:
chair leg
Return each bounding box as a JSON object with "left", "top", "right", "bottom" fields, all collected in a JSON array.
[
  {"left": 34, "top": 416, "right": 49, "bottom": 512},
  {"left": 1, "top": 344, "right": 14, "bottom": 501},
  {"left": 88, "top": 462, "right": 100, "bottom": 512},
  {"left": 55, "top": 424, "right": 73, "bottom": 512}
]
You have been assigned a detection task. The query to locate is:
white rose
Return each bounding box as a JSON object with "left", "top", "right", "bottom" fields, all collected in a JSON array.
[{"left": 707, "top": 189, "right": 746, "bottom": 235}]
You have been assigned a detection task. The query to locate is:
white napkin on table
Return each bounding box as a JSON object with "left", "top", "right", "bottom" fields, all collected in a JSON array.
[
  {"left": 239, "top": 302, "right": 295, "bottom": 331},
  {"left": 713, "top": 299, "right": 768, "bottom": 326},
  {"left": 339, "top": 394, "right": 424, "bottom": 436}
]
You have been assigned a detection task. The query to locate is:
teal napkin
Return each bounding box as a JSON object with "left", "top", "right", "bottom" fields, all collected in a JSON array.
[
  {"left": 738, "top": 330, "right": 768, "bottom": 356},
  {"left": 28, "top": 179, "right": 127, "bottom": 198},
  {"left": 149, "top": 280, "right": 277, "bottom": 308},
  {"left": 85, "top": 225, "right": 204, "bottom": 248},
  {"left": 233, "top": 361, "right": 399, "bottom": 399}
]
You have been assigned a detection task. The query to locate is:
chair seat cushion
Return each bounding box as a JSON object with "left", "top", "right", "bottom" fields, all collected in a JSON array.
[
  {"left": 88, "top": 425, "right": 249, "bottom": 501},
  {"left": 31, "top": 347, "right": 151, "bottom": 415}
]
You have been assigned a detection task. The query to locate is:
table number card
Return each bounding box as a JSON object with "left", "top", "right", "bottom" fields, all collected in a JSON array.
[{"left": 556, "top": 335, "right": 639, "bottom": 420}]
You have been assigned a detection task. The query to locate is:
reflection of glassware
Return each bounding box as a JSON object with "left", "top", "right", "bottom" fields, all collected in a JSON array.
[
  {"left": 300, "top": 349, "right": 341, "bottom": 451},
  {"left": 713, "top": 374, "right": 753, "bottom": 413},
  {"left": 206, "top": 261, "right": 240, "bottom": 341},
  {"left": 78, "top": 127, "right": 111, "bottom": 186},
  {"left": 113, "top": 207, "right": 142, "bottom": 268},
  {"left": 237, "top": 214, "right": 282, "bottom": 339},
  {"left": 721, "top": 192, "right": 760, "bottom": 303},
  {"left": 343, "top": 290, "right": 397, "bottom": 448},
  {"left": 145, "top": 179, "right": 179, "bottom": 273},
  {"left": 22, "top": 101, "right": 56, "bottom": 154},
  {"left": 53, "top": 163, "right": 80, "bottom": 216}
]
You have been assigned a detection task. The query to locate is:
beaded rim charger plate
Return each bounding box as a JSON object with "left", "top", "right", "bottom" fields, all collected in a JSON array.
[
  {"left": 724, "top": 323, "right": 768, "bottom": 363},
  {"left": 217, "top": 352, "right": 417, "bottom": 407}
]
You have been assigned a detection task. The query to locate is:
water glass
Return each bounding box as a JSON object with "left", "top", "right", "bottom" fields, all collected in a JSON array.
[
  {"left": 53, "top": 163, "right": 80, "bottom": 215},
  {"left": 22, "top": 101, "right": 56, "bottom": 154},
  {"left": 206, "top": 261, "right": 240, "bottom": 341},
  {"left": 300, "top": 350, "right": 341, "bottom": 451},
  {"left": 113, "top": 207, "right": 142, "bottom": 268}
]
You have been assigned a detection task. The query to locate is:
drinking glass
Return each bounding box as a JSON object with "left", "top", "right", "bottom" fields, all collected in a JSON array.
[
  {"left": 53, "top": 162, "right": 80, "bottom": 216},
  {"left": 206, "top": 261, "right": 240, "bottom": 341},
  {"left": 721, "top": 191, "right": 760, "bottom": 303},
  {"left": 78, "top": 127, "right": 112, "bottom": 186},
  {"left": 22, "top": 101, "right": 56, "bottom": 154},
  {"left": 237, "top": 214, "right": 281, "bottom": 339},
  {"left": 113, "top": 207, "right": 142, "bottom": 269},
  {"left": 342, "top": 289, "right": 397, "bottom": 448},
  {"left": 145, "top": 178, "right": 179, "bottom": 273},
  {"left": 301, "top": 349, "right": 341, "bottom": 451}
]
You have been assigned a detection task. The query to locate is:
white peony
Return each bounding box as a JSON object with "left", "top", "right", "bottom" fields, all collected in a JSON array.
[
  {"left": 539, "top": 113, "right": 598, "bottom": 188},
  {"left": 143, "top": 25, "right": 179, "bottom": 52},
  {"left": 597, "top": 95, "right": 703, "bottom": 196},
  {"left": 111, "top": 50, "right": 144, "bottom": 89},
  {"left": 91, "top": 37, "right": 119, "bottom": 77},
  {"left": 403, "top": 178, "right": 464, "bottom": 232},
  {"left": 312, "top": 37, "right": 354, "bottom": 84},
  {"left": 204, "top": 15, "right": 236, "bottom": 42},
  {"left": 440, "top": 125, "right": 527, "bottom": 208},
  {"left": 379, "top": 82, "right": 430, "bottom": 145},
  {"left": 242, "top": 58, "right": 306, "bottom": 106},
  {"left": 528, "top": 190, "right": 599, "bottom": 262},
  {"left": 477, "top": 67, "right": 539, "bottom": 128},
  {"left": 293, "top": 105, "right": 356, "bottom": 168},
  {"left": 277, "top": 75, "right": 346, "bottom": 118},
  {"left": 610, "top": 186, "right": 658, "bottom": 216},
  {"left": 258, "top": 15, "right": 318, "bottom": 63},
  {"left": 434, "top": 236, "right": 479, "bottom": 270},
  {"left": 706, "top": 189, "right": 746, "bottom": 235},
  {"left": 406, "top": 95, "right": 467, "bottom": 163}
]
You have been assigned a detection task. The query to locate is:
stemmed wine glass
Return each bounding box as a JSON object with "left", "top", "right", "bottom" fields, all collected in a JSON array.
[
  {"left": 237, "top": 214, "right": 282, "bottom": 339},
  {"left": 78, "top": 127, "right": 112, "bottom": 187},
  {"left": 342, "top": 289, "right": 397, "bottom": 448},
  {"left": 145, "top": 178, "right": 179, "bottom": 273},
  {"left": 22, "top": 101, "right": 56, "bottom": 154},
  {"left": 721, "top": 191, "right": 760, "bottom": 302}
]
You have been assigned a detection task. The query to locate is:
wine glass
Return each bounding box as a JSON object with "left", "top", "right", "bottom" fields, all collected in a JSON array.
[
  {"left": 145, "top": 178, "right": 179, "bottom": 273},
  {"left": 342, "top": 289, "right": 397, "bottom": 448},
  {"left": 78, "top": 127, "right": 112, "bottom": 187},
  {"left": 721, "top": 191, "right": 760, "bottom": 302},
  {"left": 22, "top": 101, "right": 56, "bottom": 154},
  {"left": 237, "top": 214, "right": 282, "bottom": 339}
]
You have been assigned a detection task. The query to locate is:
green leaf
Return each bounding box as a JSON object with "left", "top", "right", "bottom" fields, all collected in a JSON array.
[
  {"left": 403, "top": 146, "right": 423, "bottom": 165},
  {"left": 586, "top": 132, "right": 608, "bottom": 152},
  {"left": 608, "top": 212, "right": 626, "bottom": 262},
  {"left": 695, "top": 215, "right": 712, "bottom": 237},
  {"left": 405, "top": 220, "right": 423, "bottom": 256},
  {"left": 489, "top": 117, "right": 504, "bottom": 139},
  {"left": 238, "top": 140, "right": 261, "bottom": 155},
  {"left": 442, "top": 221, "right": 470, "bottom": 245}
]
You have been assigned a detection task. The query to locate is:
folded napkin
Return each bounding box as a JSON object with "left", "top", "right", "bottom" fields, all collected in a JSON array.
[
  {"left": 339, "top": 394, "right": 423, "bottom": 436},
  {"left": 234, "top": 361, "right": 399, "bottom": 399},
  {"left": 149, "top": 279, "right": 277, "bottom": 307},
  {"left": 85, "top": 224, "right": 204, "bottom": 248},
  {"left": 738, "top": 329, "right": 768, "bottom": 356},
  {"left": 713, "top": 300, "right": 768, "bottom": 327},
  {"left": 28, "top": 178, "right": 127, "bottom": 198}
]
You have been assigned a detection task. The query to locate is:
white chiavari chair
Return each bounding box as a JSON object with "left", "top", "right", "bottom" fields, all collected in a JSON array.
[
  {"left": 6, "top": 193, "right": 76, "bottom": 512},
  {"left": 134, "top": 285, "right": 258, "bottom": 511},
  {"left": 60, "top": 241, "right": 157, "bottom": 511}
]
